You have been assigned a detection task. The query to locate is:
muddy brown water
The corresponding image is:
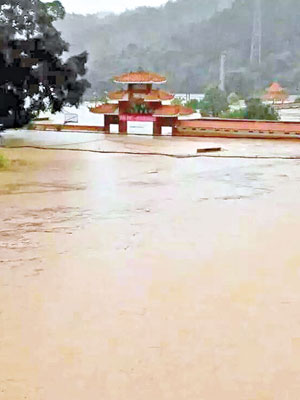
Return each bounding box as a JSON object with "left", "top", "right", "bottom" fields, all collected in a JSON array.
[{"left": 1, "top": 133, "right": 300, "bottom": 399}]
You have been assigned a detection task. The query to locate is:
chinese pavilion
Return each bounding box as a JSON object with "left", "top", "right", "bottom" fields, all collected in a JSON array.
[
  {"left": 263, "top": 82, "right": 288, "bottom": 103},
  {"left": 89, "top": 71, "right": 194, "bottom": 135}
]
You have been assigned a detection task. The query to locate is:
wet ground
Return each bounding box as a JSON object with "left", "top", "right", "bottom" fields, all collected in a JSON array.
[{"left": 1, "top": 132, "right": 300, "bottom": 399}]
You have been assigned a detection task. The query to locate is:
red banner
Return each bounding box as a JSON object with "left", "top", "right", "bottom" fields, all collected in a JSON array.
[{"left": 120, "top": 114, "right": 156, "bottom": 122}]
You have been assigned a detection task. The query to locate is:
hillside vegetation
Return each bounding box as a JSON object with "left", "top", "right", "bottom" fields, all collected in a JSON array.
[{"left": 55, "top": 0, "right": 300, "bottom": 97}]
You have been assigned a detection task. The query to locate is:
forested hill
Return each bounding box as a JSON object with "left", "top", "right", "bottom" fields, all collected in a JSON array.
[
  {"left": 55, "top": 0, "right": 300, "bottom": 97},
  {"left": 179, "top": 0, "right": 300, "bottom": 96}
]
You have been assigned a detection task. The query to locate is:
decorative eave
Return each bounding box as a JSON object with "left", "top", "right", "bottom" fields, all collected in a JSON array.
[
  {"left": 267, "top": 82, "right": 285, "bottom": 93},
  {"left": 89, "top": 104, "right": 119, "bottom": 114},
  {"left": 108, "top": 89, "right": 174, "bottom": 102},
  {"left": 153, "top": 105, "right": 194, "bottom": 117},
  {"left": 263, "top": 82, "right": 288, "bottom": 101},
  {"left": 113, "top": 71, "right": 167, "bottom": 84},
  {"left": 263, "top": 93, "right": 288, "bottom": 101},
  {"left": 108, "top": 90, "right": 129, "bottom": 101},
  {"left": 144, "top": 90, "right": 174, "bottom": 101}
]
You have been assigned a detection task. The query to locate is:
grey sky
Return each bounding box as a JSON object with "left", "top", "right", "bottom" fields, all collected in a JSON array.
[{"left": 58, "top": 0, "right": 169, "bottom": 15}]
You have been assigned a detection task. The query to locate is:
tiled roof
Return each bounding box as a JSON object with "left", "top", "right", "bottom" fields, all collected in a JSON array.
[
  {"left": 153, "top": 105, "right": 194, "bottom": 116},
  {"left": 267, "top": 82, "right": 285, "bottom": 93},
  {"left": 145, "top": 90, "right": 174, "bottom": 101},
  {"left": 264, "top": 82, "right": 288, "bottom": 101},
  {"left": 114, "top": 71, "right": 167, "bottom": 84},
  {"left": 178, "top": 106, "right": 196, "bottom": 116},
  {"left": 108, "top": 89, "right": 174, "bottom": 101},
  {"left": 263, "top": 92, "right": 288, "bottom": 101},
  {"left": 89, "top": 104, "right": 119, "bottom": 114},
  {"left": 108, "top": 90, "right": 127, "bottom": 100}
]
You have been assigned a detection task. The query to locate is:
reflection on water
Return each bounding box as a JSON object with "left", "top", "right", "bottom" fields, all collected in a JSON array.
[{"left": 1, "top": 138, "right": 300, "bottom": 399}]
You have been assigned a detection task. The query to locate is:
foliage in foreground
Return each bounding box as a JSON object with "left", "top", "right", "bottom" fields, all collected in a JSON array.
[{"left": 0, "top": 0, "right": 90, "bottom": 128}]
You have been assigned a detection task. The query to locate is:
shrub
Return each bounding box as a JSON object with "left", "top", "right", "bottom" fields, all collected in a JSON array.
[
  {"left": 220, "top": 99, "right": 279, "bottom": 120},
  {"left": 244, "top": 98, "right": 279, "bottom": 120},
  {"left": 199, "top": 87, "right": 229, "bottom": 117},
  {"left": 171, "top": 97, "right": 184, "bottom": 106},
  {"left": 221, "top": 109, "right": 246, "bottom": 119},
  {"left": 185, "top": 99, "right": 201, "bottom": 111},
  {"left": 129, "top": 103, "right": 152, "bottom": 114}
]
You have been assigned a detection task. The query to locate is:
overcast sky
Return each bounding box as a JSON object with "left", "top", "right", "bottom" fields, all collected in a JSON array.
[{"left": 57, "top": 0, "right": 169, "bottom": 15}]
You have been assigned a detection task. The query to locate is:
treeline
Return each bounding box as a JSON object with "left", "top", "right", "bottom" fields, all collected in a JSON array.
[{"left": 55, "top": 0, "right": 300, "bottom": 97}]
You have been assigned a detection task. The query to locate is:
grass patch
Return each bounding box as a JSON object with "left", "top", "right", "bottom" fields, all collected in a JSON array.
[
  {"left": 0, "top": 154, "right": 32, "bottom": 171},
  {"left": 0, "top": 153, "right": 10, "bottom": 170}
]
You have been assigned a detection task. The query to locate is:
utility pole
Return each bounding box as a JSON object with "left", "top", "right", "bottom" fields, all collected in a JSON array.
[
  {"left": 219, "top": 52, "right": 226, "bottom": 91},
  {"left": 250, "top": 0, "right": 262, "bottom": 65}
]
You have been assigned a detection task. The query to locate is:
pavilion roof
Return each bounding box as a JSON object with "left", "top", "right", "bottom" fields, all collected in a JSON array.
[
  {"left": 263, "top": 82, "right": 288, "bottom": 101},
  {"left": 89, "top": 104, "right": 119, "bottom": 114},
  {"left": 108, "top": 90, "right": 127, "bottom": 100},
  {"left": 113, "top": 71, "right": 167, "bottom": 84},
  {"left": 267, "top": 82, "right": 285, "bottom": 93},
  {"left": 144, "top": 90, "right": 174, "bottom": 101},
  {"left": 153, "top": 105, "right": 194, "bottom": 117},
  {"left": 108, "top": 89, "right": 174, "bottom": 101}
]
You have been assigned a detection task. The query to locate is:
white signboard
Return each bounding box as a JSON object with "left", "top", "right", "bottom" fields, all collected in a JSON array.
[
  {"left": 127, "top": 121, "right": 154, "bottom": 135},
  {"left": 109, "top": 124, "right": 119, "bottom": 133},
  {"left": 162, "top": 126, "right": 172, "bottom": 136}
]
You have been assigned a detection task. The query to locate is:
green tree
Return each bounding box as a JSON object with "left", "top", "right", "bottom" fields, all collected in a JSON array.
[
  {"left": 42, "top": 1, "right": 66, "bottom": 21},
  {"left": 171, "top": 97, "right": 184, "bottom": 106},
  {"left": 221, "top": 99, "right": 279, "bottom": 120},
  {"left": 244, "top": 98, "right": 279, "bottom": 120},
  {"left": 199, "top": 87, "right": 229, "bottom": 117},
  {"left": 221, "top": 109, "right": 245, "bottom": 119},
  {"left": 185, "top": 99, "right": 200, "bottom": 111},
  {"left": 0, "top": 0, "right": 90, "bottom": 128},
  {"left": 227, "top": 92, "right": 240, "bottom": 105}
]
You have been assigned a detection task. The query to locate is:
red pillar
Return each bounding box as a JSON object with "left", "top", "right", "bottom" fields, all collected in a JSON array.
[
  {"left": 119, "top": 119, "right": 127, "bottom": 134},
  {"left": 104, "top": 115, "right": 110, "bottom": 133},
  {"left": 172, "top": 117, "right": 178, "bottom": 136},
  {"left": 153, "top": 119, "right": 162, "bottom": 136}
]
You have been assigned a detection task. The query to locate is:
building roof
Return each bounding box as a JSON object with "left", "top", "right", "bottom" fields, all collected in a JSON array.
[
  {"left": 89, "top": 104, "right": 119, "bottom": 114},
  {"left": 144, "top": 90, "right": 174, "bottom": 101},
  {"left": 108, "top": 90, "right": 127, "bottom": 100},
  {"left": 113, "top": 71, "right": 167, "bottom": 84},
  {"left": 153, "top": 105, "right": 194, "bottom": 117},
  {"left": 108, "top": 89, "right": 174, "bottom": 102},
  {"left": 267, "top": 82, "right": 285, "bottom": 93},
  {"left": 263, "top": 82, "right": 288, "bottom": 101}
]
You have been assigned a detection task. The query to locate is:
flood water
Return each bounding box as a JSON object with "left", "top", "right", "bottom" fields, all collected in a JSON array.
[{"left": 1, "top": 131, "right": 300, "bottom": 399}]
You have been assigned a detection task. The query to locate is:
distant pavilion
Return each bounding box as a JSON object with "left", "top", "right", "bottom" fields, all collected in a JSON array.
[
  {"left": 90, "top": 71, "right": 194, "bottom": 135},
  {"left": 263, "top": 82, "right": 288, "bottom": 103}
]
